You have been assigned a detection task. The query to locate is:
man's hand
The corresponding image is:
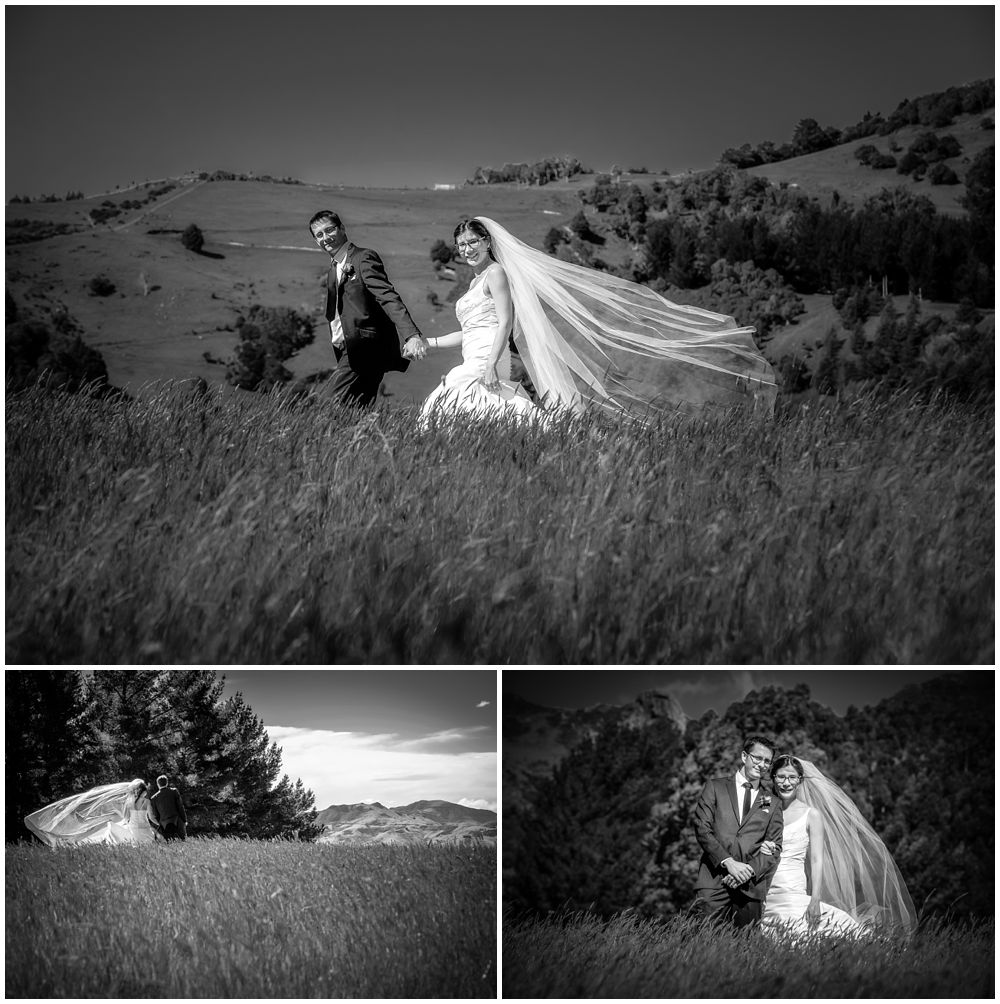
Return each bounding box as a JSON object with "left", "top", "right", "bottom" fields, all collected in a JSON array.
[
  {"left": 721, "top": 857, "right": 755, "bottom": 885},
  {"left": 402, "top": 336, "right": 427, "bottom": 361}
]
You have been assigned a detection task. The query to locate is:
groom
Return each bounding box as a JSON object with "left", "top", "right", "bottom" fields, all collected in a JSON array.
[
  {"left": 692, "top": 735, "right": 784, "bottom": 927},
  {"left": 149, "top": 774, "right": 188, "bottom": 841},
  {"left": 309, "top": 210, "right": 428, "bottom": 407}
]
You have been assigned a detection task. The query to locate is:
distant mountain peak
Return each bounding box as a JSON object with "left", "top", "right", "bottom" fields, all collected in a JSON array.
[{"left": 314, "top": 798, "right": 495, "bottom": 846}]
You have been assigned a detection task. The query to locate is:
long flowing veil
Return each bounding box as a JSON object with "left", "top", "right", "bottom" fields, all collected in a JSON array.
[
  {"left": 796, "top": 760, "right": 917, "bottom": 933},
  {"left": 476, "top": 216, "right": 778, "bottom": 418},
  {"left": 24, "top": 780, "right": 142, "bottom": 847}
]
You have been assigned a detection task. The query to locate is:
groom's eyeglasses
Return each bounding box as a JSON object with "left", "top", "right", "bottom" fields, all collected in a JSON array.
[
  {"left": 455, "top": 238, "right": 484, "bottom": 252},
  {"left": 745, "top": 752, "right": 773, "bottom": 767}
]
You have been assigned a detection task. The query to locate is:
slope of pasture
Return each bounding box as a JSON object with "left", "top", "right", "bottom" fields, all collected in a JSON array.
[
  {"left": 747, "top": 109, "right": 994, "bottom": 213},
  {"left": 5, "top": 180, "right": 583, "bottom": 403}
]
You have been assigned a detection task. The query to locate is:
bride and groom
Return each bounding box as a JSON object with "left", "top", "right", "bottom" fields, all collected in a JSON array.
[
  {"left": 694, "top": 735, "right": 916, "bottom": 937},
  {"left": 308, "top": 210, "right": 779, "bottom": 421},
  {"left": 25, "top": 776, "right": 188, "bottom": 847}
]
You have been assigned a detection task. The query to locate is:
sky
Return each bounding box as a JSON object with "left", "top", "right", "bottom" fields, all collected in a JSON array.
[
  {"left": 501, "top": 668, "right": 972, "bottom": 718},
  {"left": 6, "top": 7, "right": 994, "bottom": 198},
  {"left": 220, "top": 670, "right": 496, "bottom": 812}
]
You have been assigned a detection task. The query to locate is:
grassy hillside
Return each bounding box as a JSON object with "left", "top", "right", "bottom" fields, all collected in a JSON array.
[
  {"left": 747, "top": 109, "right": 994, "bottom": 213},
  {"left": 6, "top": 99, "right": 992, "bottom": 400},
  {"left": 6, "top": 840, "right": 496, "bottom": 998},
  {"left": 6, "top": 382, "right": 992, "bottom": 664}
]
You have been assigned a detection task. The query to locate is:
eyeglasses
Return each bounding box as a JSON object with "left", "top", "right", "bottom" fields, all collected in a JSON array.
[
  {"left": 773, "top": 775, "right": 800, "bottom": 785},
  {"left": 455, "top": 238, "right": 485, "bottom": 253},
  {"left": 313, "top": 225, "right": 339, "bottom": 242},
  {"left": 745, "top": 752, "right": 773, "bottom": 768}
]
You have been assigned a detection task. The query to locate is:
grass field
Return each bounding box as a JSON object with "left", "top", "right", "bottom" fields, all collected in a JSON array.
[
  {"left": 5, "top": 840, "right": 496, "bottom": 999},
  {"left": 5, "top": 381, "right": 993, "bottom": 664},
  {"left": 502, "top": 910, "right": 994, "bottom": 998}
]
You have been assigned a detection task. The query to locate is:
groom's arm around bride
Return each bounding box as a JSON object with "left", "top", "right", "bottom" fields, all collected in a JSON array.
[{"left": 692, "top": 735, "right": 784, "bottom": 928}]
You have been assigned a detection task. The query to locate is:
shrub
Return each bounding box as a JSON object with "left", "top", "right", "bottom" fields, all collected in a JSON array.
[
  {"left": 429, "top": 239, "right": 453, "bottom": 267},
  {"left": 854, "top": 144, "right": 880, "bottom": 165},
  {"left": 980, "top": 117, "right": 994, "bottom": 130},
  {"left": 181, "top": 224, "right": 205, "bottom": 254},
  {"left": 872, "top": 153, "right": 898, "bottom": 169},
  {"left": 6, "top": 318, "right": 110, "bottom": 393},
  {"left": 928, "top": 163, "right": 959, "bottom": 186},
  {"left": 225, "top": 305, "right": 314, "bottom": 391},
  {"left": 543, "top": 227, "right": 568, "bottom": 254},
  {"left": 89, "top": 275, "right": 116, "bottom": 297}
]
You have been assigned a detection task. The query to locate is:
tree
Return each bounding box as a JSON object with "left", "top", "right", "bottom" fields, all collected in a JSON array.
[
  {"left": 181, "top": 223, "right": 205, "bottom": 254},
  {"left": 429, "top": 239, "right": 453, "bottom": 267},
  {"left": 225, "top": 305, "right": 315, "bottom": 391},
  {"left": 11, "top": 670, "right": 322, "bottom": 842}
]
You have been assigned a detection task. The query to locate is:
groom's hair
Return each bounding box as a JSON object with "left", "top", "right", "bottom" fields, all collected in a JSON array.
[
  {"left": 309, "top": 210, "right": 342, "bottom": 234},
  {"left": 742, "top": 734, "right": 776, "bottom": 755},
  {"left": 156, "top": 775, "right": 168, "bottom": 788}
]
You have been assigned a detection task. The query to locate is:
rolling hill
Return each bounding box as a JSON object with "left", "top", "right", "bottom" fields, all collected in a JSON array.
[
  {"left": 313, "top": 799, "right": 496, "bottom": 846},
  {"left": 5, "top": 102, "right": 992, "bottom": 400}
]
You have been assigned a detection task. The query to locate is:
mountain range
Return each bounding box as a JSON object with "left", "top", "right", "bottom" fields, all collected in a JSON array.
[{"left": 314, "top": 798, "right": 496, "bottom": 846}]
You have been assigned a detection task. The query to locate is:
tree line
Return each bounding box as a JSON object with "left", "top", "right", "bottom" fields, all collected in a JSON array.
[
  {"left": 6, "top": 670, "right": 322, "bottom": 842},
  {"left": 721, "top": 78, "right": 994, "bottom": 169},
  {"left": 506, "top": 673, "right": 992, "bottom": 924}
]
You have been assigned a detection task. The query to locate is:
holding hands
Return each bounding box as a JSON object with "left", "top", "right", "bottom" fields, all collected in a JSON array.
[{"left": 402, "top": 336, "right": 429, "bottom": 361}]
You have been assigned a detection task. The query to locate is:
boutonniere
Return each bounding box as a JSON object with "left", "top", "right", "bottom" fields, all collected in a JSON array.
[
  {"left": 341, "top": 262, "right": 356, "bottom": 282},
  {"left": 759, "top": 794, "right": 771, "bottom": 812}
]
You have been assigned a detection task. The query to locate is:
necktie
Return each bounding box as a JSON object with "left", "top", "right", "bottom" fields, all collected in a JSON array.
[{"left": 741, "top": 782, "right": 753, "bottom": 821}]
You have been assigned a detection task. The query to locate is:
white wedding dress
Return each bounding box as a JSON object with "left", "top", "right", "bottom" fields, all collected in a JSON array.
[
  {"left": 25, "top": 780, "right": 154, "bottom": 847},
  {"left": 419, "top": 271, "right": 541, "bottom": 424},
  {"left": 761, "top": 812, "right": 862, "bottom": 938}
]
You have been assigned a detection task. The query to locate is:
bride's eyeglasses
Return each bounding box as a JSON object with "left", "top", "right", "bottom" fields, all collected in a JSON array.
[{"left": 455, "top": 238, "right": 485, "bottom": 252}]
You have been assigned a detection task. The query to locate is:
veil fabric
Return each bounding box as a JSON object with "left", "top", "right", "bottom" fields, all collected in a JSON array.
[
  {"left": 796, "top": 760, "right": 917, "bottom": 933},
  {"left": 476, "top": 217, "right": 778, "bottom": 418},
  {"left": 24, "top": 780, "right": 144, "bottom": 847}
]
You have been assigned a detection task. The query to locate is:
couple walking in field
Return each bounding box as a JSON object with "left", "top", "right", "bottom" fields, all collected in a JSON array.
[
  {"left": 307, "top": 209, "right": 778, "bottom": 422},
  {"left": 25, "top": 776, "right": 187, "bottom": 847},
  {"left": 693, "top": 735, "right": 915, "bottom": 937}
]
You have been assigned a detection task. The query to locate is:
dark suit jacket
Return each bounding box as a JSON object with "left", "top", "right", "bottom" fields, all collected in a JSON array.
[
  {"left": 326, "top": 242, "right": 421, "bottom": 375},
  {"left": 149, "top": 787, "right": 187, "bottom": 825},
  {"left": 692, "top": 775, "right": 784, "bottom": 901}
]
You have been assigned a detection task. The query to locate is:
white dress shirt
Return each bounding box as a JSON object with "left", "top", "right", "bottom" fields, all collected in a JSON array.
[
  {"left": 734, "top": 768, "right": 759, "bottom": 823},
  {"left": 329, "top": 252, "right": 349, "bottom": 348}
]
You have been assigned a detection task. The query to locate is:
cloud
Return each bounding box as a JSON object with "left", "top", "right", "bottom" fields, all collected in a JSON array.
[
  {"left": 476, "top": 700, "right": 491, "bottom": 708},
  {"left": 266, "top": 725, "right": 496, "bottom": 812}
]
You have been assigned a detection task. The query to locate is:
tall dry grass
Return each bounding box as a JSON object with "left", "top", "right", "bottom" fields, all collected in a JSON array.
[
  {"left": 502, "top": 909, "right": 993, "bottom": 998},
  {"left": 5, "top": 381, "right": 993, "bottom": 663},
  {"left": 5, "top": 839, "right": 496, "bottom": 998}
]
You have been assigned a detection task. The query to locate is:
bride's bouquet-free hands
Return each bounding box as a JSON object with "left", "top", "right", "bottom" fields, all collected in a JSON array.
[{"left": 402, "top": 336, "right": 428, "bottom": 361}]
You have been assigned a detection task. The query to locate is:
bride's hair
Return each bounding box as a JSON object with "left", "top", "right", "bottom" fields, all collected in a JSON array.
[
  {"left": 453, "top": 218, "right": 496, "bottom": 261},
  {"left": 769, "top": 755, "right": 804, "bottom": 780}
]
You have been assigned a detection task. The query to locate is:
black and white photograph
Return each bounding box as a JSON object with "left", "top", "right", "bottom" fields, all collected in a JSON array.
[
  {"left": 6, "top": 668, "right": 497, "bottom": 998},
  {"left": 5, "top": 7, "right": 993, "bottom": 666},
  {"left": 502, "top": 668, "right": 993, "bottom": 998}
]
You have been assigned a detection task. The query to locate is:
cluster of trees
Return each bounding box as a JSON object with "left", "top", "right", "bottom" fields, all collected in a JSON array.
[
  {"left": 721, "top": 79, "right": 994, "bottom": 169},
  {"left": 466, "top": 156, "right": 588, "bottom": 187},
  {"left": 818, "top": 292, "right": 993, "bottom": 403},
  {"left": 573, "top": 159, "right": 994, "bottom": 309},
  {"left": 9, "top": 191, "right": 85, "bottom": 204},
  {"left": 226, "top": 304, "right": 315, "bottom": 391},
  {"left": 5, "top": 298, "right": 112, "bottom": 395},
  {"left": 88, "top": 183, "right": 178, "bottom": 226},
  {"left": 6, "top": 670, "right": 322, "bottom": 842},
  {"left": 506, "top": 673, "right": 992, "bottom": 923},
  {"left": 200, "top": 170, "right": 302, "bottom": 185},
  {"left": 6, "top": 219, "right": 82, "bottom": 246}
]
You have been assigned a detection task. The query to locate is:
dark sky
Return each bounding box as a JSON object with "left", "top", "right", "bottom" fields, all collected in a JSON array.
[
  {"left": 501, "top": 668, "right": 973, "bottom": 718},
  {"left": 6, "top": 7, "right": 994, "bottom": 197}
]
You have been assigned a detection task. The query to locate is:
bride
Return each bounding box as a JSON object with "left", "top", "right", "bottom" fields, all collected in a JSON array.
[
  {"left": 418, "top": 216, "right": 777, "bottom": 424},
  {"left": 756, "top": 755, "right": 916, "bottom": 938},
  {"left": 25, "top": 779, "right": 156, "bottom": 847}
]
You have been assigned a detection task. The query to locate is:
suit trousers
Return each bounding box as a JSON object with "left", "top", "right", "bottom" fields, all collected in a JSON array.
[
  {"left": 696, "top": 885, "right": 762, "bottom": 928},
  {"left": 329, "top": 351, "right": 383, "bottom": 408},
  {"left": 160, "top": 819, "right": 185, "bottom": 841}
]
